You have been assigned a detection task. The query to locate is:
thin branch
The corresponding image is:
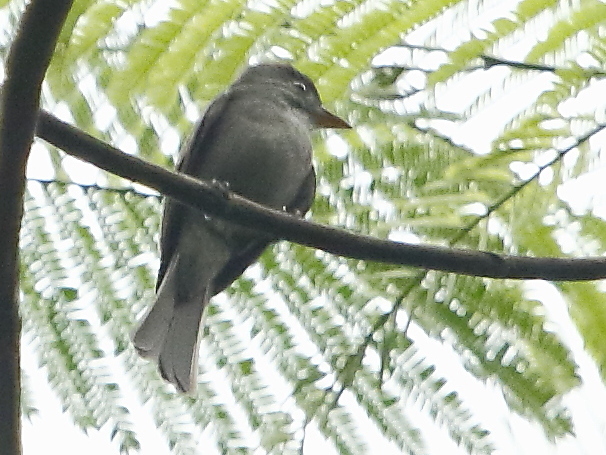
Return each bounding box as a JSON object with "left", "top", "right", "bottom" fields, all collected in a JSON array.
[
  {"left": 482, "top": 55, "right": 606, "bottom": 77},
  {"left": 27, "top": 177, "right": 161, "bottom": 198},
  {"left": 397, "top": 43, "right": 606, "bottom": 77},
  {"left": 36, "top": 111, "right": 606, "bottom": 282},
  {"left": 453, "top": 123, "right": 606, "bottom": 244},
  {"left": 0, "top": 1, "right": 73, "bottom": 454},
  {"left": 482, "top": 55, "right": 558, "bottom": 72}
]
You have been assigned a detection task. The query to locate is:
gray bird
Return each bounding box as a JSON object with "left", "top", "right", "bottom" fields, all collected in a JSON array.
[{"left": 132, "top": 63, "right": 350, "bottom": 393}]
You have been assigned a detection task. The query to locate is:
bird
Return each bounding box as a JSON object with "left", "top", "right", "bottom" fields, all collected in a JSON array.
[{"left": 132, "top": 63, "right": 351, "bottom": 393}]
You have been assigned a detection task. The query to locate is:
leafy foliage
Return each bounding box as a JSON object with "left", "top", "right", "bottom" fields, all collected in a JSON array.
[{"left": 6, "top": 0, "right": 606, "bottom": 453}]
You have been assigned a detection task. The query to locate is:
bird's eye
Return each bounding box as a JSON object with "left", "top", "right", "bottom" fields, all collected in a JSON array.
[{"left": 293, "top": 81, "right": 307, "bottom": 92}]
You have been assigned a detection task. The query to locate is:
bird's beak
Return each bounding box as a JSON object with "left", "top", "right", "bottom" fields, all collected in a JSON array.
[{"left": 313, "top": 108, "right": 351, "bottom": 129}]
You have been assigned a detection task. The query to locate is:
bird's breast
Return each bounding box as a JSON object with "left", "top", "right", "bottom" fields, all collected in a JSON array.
[{"left": 197, "top": 105, "right": 313, "bottom": 210}]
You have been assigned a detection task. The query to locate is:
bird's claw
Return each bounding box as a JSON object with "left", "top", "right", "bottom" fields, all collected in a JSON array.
[
  {"left": 211, "top": 179, "right": 231, "bottom": 199},
  {"left": 282, "top": 205, "right": 305, "bottom": 217}
]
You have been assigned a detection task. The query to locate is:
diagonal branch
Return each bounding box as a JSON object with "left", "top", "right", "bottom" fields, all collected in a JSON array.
[
  {"left": 452, "top": 122, "right": 606, "bottom": 244},
  {"left": 0, "top": 1, "right": 73, "bottom": 453},
  {"left": 36, "top": 110, "right": 606, "bottom": 282}
]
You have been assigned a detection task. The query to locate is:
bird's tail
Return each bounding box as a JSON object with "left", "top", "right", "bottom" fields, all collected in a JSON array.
[
  {"left": 157, "top": 285, "right": 210, "bottom": 394},
  {"left": 132, "top": 256, "right": 181, "bottom": 361},
  {"left": 132, "top": 250, "right": 214, "bottom": 393},
  {"left": 132, "top": 222, "right": 234, "bottom": 393}
]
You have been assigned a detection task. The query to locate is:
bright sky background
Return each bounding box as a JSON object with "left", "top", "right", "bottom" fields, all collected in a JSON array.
[{"left": 20, "top": 283, "right": 606, "bottom": 454}]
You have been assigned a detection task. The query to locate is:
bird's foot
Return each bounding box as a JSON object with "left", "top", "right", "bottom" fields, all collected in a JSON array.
[
  {"left": 210, "top": 179, "right": 231, "bottom": 200},
  {"left": 290, "top": 208, "right": 306, "bottom": 218}
]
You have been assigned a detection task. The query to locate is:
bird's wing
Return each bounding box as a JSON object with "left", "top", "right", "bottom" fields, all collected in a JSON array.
[
  {"left": 156, "top": 92, "right": 233, "bottom": 291},
  {"left": 156, "top": 91, "right": 317, "bottom": 295},
  {"left": 211, "top": 166, "right": 316, "bottom": 295},
  {"left": 286, "top": 166, "right": 316, "bottom": 215}
]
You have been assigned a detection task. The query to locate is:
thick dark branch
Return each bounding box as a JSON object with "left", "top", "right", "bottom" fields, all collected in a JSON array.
[
  {"left": 36, "top": 111, "right": 606, "bottom": 282},
  {"left": 0, "top": 2, "right": 73, "bottom": 454}
]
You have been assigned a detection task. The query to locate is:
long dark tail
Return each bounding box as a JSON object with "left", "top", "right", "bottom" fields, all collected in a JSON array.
[
  {"left": 157, "top": 285, "right": 210, "bottom": 393},
  {"left": 133, "top": 224, "right": 232, "bottom": 393},
  {"left": 132, "top": 256, "right": 180, "bottom": 360}
]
